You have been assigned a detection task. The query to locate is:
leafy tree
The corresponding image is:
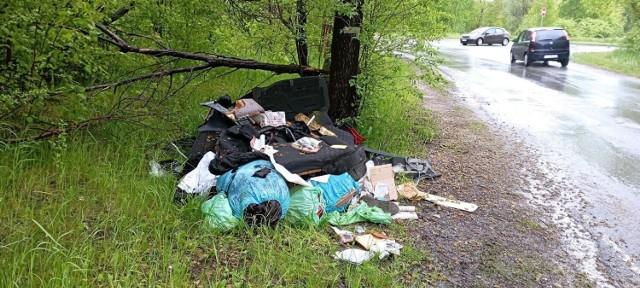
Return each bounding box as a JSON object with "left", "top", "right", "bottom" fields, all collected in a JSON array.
[
  {"left": 622, "top": 0, "right": 640, "bottom": 52},
  {"left": 518, "top": 0, "right": 559, "bottom": 30},
  {"left": 1, "top": 0, "right": 448, "bottom": 143},
  {"left": 559, "top": 0, "right": 588, "bottom": 19},
  {"left": 505, "top": 0, "right": 534, "bottom": 32},
  {"left": 437, "top": 0, "right": 477, "bottom": 32}
]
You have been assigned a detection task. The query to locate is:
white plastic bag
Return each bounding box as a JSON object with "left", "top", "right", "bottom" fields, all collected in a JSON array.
[{"left": 177, "top": 152, "right": 218, "bottom": 196}]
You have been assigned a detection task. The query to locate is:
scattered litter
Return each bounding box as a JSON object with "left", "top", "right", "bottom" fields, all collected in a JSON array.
[
  {"left": 291, "top": 137, "right": 322, "bottom": 153},
  {"left": 330, "top": 145, "right": 348, "bottom": 149},
  {"left": 149, "top": 159, "right": 182, "bottom": 177},
  {"left": 149, "top": 160, "right": 166, "bottom": 177},
  {"left": 331, "top": 226, "right": 356, "bottom": 244},
  {"left": 366, "top": 147, "right": 439, "bottom": 180},
  {"left": 392, "top": 212, "right": 418, "bottom": 220},
  {"left": 333, "top": 248, "right": 375, "bottom": 265},
  {"left": 227, "top": 98, "right": 264, "bottom": 121},
  {"left": 369, "top": 164, "right": 398, "bottom": 200},
  {"left": 355, "top": 234, "right": 403, "bottom": 259},
  {"left": 252, "top": 111, "right": 286, "bottom": 128},
  {"left": 355, "top": 225, "right": 365, "bottom": 234},
  {"left": 398, "top": 205, "right": 416, "bottom": 212},
  {"left": 397, "top": 183, "right": 478, "bottom": 212},
  {"left": 370, "top": 231, "right": 393, "bottom": 240}
]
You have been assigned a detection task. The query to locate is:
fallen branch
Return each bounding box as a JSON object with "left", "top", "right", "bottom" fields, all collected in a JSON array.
[
  {"left": 95, "top": 24, "right": 327, "bottom": 75},
  {"left": 4, "top": 114, "right": 147, "bottom": 144}
]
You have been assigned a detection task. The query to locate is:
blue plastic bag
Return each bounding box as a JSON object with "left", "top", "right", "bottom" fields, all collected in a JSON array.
[
  {"left": 310, "top": 173, "right": 360, "bottom": 213},
  {"left": 217, "top": 160, "right": 290, "bottom": 220}
]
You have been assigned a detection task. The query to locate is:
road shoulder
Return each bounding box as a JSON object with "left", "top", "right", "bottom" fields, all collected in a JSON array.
[{"left": 405, "top": 76, "right": 592, "bottom": 286}]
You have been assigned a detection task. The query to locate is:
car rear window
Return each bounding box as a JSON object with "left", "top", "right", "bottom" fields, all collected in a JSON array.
[{"left": 535, "top": 30, "right": 567, "bottom": 40}]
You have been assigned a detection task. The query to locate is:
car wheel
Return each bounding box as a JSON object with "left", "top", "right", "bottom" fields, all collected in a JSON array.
[
  {"left": 524, "top": 53, "right": 531, "bottom": 66},
  {"left": 476, "top": 38, "right": 483, "bottom": 46},
  {"left": 502, "top": 38, "right": 509, "bottom": 46},
  {"left": 560, "top": 59, "right": 569, "bottom": 67},
  {"left": 510, "top": 51, "right": 516, "bottom": 63}
]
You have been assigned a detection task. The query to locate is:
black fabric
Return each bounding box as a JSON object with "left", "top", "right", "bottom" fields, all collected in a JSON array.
[
  {"left": 321, "top": 145, "right": 368, "bottom": 180},
  {"left": 252, "top": 167, "right": 271, "bottom": 178},
  {"left": 244, "top": 200, "right": 282, "bottom": 227},
  {"left": 208, "top": 124, "right": 266, "bottom": 175}
]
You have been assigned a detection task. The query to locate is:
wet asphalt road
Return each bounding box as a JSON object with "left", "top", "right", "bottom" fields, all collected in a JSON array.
[{"left": 434, "top": 39, "right": 640, "bottom": 287}]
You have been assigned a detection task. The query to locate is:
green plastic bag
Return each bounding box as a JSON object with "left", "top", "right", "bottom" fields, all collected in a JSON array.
[
  {"left": 285, "top": 186, "right": 324, "bottom": 226},
  {"left": 324, "top": 202, "right": 392, "bottom": 226},
  {"left": 201, "top": 194, "right": 240, "bottom": 231}
]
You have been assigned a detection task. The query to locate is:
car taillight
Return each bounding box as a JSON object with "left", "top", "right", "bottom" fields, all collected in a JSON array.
[
  {"left": 563, "top": 30, "right": 570, "bottom": 40},
  {"left": 530, "top": 31, "right": 536, "bottom": 42}
]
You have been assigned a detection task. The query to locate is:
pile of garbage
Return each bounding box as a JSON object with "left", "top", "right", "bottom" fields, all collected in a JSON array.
[{"left": 155, "top": 76, "right": 476, "bottom": 263}]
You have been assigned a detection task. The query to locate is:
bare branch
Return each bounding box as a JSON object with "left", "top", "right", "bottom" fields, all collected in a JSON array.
[
  {"left": 85, "top": 64, "right": 213, "bottom": 92},
  {"left": 105, "top": 2, "right": 134, "bottom": 25}
]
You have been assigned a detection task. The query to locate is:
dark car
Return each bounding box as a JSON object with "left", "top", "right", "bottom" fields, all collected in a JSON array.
[
  {"left": 510, "top": 27, "right": 570, "bottom": 67},
  {"left": 460, "top": 27, "right": 511, "bottom": 46}
]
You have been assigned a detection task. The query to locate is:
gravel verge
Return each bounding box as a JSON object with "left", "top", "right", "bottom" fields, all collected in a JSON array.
[{"left": 403, "top": 78, "right": 593, "bottom": 287}]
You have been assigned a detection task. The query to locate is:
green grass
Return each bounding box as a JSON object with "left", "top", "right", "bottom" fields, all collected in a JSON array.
[
  {"left": 0, "top": 130, "right": 438, "bottom": 287},
  {"left": 358, "top": 57, "right": 438, "bottom": 156},
  {"left": 569, "top": 36, "right": 620, "bottom": 46},
  {"left": 572, "top": 49, "right": 640, "bottom": 78},
  {"left": 0, "top": 57, "right": 440, "bottom": 286}
]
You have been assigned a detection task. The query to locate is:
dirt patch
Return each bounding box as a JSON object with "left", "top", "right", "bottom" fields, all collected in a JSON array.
[{"left": 405, "top": 80, "right": 591, "bottom": 287}]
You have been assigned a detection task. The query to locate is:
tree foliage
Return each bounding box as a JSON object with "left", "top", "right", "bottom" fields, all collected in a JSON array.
[{"left": 0, "top": 0, "right": 448, "bottom": 143}]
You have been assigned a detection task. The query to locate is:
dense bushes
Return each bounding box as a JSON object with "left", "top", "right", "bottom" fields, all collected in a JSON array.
[
  {"left": 575, "top": 18, "right": 623, "bottom": 38},
  {"left": 622, "top": 25, "right": 640, "bottom": 53},
  {"left": 553, "top": 18, "right": 578, "bottom": 36},
  {"left": 552, "top": 17, "right": 623, "bottom": 38}
]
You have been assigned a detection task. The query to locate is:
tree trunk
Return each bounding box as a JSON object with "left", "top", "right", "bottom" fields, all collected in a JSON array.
[
  {"left": 328, "top": 0, "right": 363, "bottom": 121},
  {"left": 295, "top": 0, "right": 309, "bottom": 68}
]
